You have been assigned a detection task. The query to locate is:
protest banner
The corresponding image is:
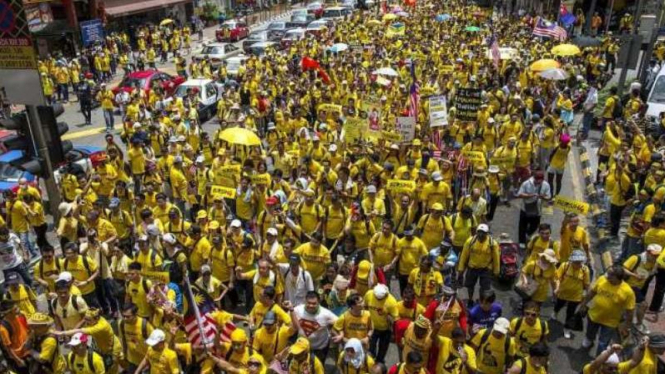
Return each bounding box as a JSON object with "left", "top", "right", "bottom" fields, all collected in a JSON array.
[
  {"left": 429, "top": 95, "right": 449, "bottom": 127},
  {"left": 456, "top": 88, "right": 482, "bottom": 121},
  {"left": 381, "top": 130, "right": 402, "bottom": 142},
  {"left": 211, "top": 185, "right": 237, "bottom": 199},
  {"left": 387, "top": 179, "right": 416, "bottom": 193},
  {"left": 318, "top": 103, "right": 343, "bottom": 114},
  {"left": 463, "top": 150, "right": 485, "bottom": 163},
  {"left": 397, "top": 117, "right": 416, "bottom": 143},
  {"left": 343, "top": 117, "right": 367, "bottom": 144},
  {"left": 252, "top": 174, "right": 270, "bottom": 186},
  {"left": 553, "top": 195, "right": 589, "bottom": 215},
  {"left": 143, "top": 271, "right": 170, "bottom": 284},
  {"left": 362, "top": 94, "right": 382, "bottom": 136}
]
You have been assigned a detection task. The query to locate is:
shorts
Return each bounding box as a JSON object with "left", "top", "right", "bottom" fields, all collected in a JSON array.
[
  {"left": 547, "top": 165, "right": 565, "bottom": 175},
  {"left": 632, "top": 286, "right": 646, "bottom": 303}
]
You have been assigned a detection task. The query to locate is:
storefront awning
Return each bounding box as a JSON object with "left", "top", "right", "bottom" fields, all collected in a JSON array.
[{"left": 105, "top": 0, "right": 191, "bottom": 17}]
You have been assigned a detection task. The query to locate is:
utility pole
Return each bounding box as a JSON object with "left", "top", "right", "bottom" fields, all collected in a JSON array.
[
  {"left": 616, "top": 0, "right": 645, "bottom": 95},
  {"left": 26, "top": 106, "right": 61, "bottom": 220},
  {"left": 638, "top": 0, "right": 664, "bottom": 84}
]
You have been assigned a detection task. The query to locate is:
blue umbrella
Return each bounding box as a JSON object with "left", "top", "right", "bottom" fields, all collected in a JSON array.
[
  {"left": 328, "top": 43, "right": 349, "bottom": 53},
  {"left": 435, "top": 14, "right": 451, "bottom": 22}
]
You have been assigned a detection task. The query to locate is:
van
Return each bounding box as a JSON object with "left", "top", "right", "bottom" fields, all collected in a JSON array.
[{"left": 646, "top": 64, "right": 665, "bottom": 126}]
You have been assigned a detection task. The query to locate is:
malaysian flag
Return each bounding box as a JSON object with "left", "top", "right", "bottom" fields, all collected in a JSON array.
[
  {"left": 408, "top": 62, "right": 419, "bottom": 118},
  {"left": 533, "top": 17, "right": 567, "bottom": 41},
  {"left": 183, "top": 279, "right": 231, "bottom": 347},
  {"left": 488, "top": 33, "right": 500, "bottom": 69}
]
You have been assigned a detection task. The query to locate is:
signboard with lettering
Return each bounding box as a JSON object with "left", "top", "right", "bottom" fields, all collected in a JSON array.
[
  {"left": 0, "top": 0, "right": 44, "bottom": 105},
  {"left": 397, "top": 117, "right": 416, "bottom": 143},
  {"left": 210, "top": 185, "right": 237, "bottom": 199},
  {"left": 343, "top": 117, "right": 367, "bottom": 144},
  {"left": 429, "top": 95, "right": 449, "bottom": 127},
  {"left": 387, "top": 179, "right": 416, "bottom": 193},
  {"left": 553, "top": 195, "right": 589, "bottom": 215},
  {"left": 455, "top": 88, "right": 481, "bottom": 122},
  {"left": 80, "top": 19, "right": 105, "bottom": 47}
]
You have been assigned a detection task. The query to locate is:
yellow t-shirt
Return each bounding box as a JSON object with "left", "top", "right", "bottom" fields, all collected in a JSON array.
[
  {"left": 588, "top": 276, "right": 636, "bottom": 328},
  {"left": 556, "top": 262, "right": 591, "bottom": 302},
  {"left": 436, "top": 336, "right": 478, "bottom": 374},
  {"left": 249, "top": 301, "right": 291, "bottom": 327},
  {"left": 369, "top": 233, "right": 399, "bottom": 268},
  {"left": 146, "top": 347, "right": 180, "bottom": 374},
  {"left": 126, "top": 278, "right": 153, "bottom": 318},
  {"left": 7, "top": 284, "right": 36, "bottom": 317},
  {"left": 417, "top": 214, "right": 452, "bottom": 250},
  {"left": 294, "top": 243, "right": 331, "bottom": 280},
  {"left": 363, "top": 291, "right": 398, "bottom": 331},
  {"left": 38, "top": 335, "right": 67, "bottom": 374},
  {"left": 512, "top": 358, "right": 547, "bottom": 374},
  {"left": 119, "top": 317, "right": 153, "bottom": 365},
  {"left": 63, "top": 255, "right": 98, "bottom": 295},
  {"left": 408, "top": 269, "right": 443, "bottom": 306},
  {"left": 251, "top": 325, "right": 295, "bottom": 363},
  {"left": 395, "top": 300, "right": 426, "bottom": 321},
  {"left": 333, "top": 310, "right": 373, "bottom": 340},
  {"left": 397, "top": 237, "right": 428, "bottom": 276},
  {"left": 509, "top": 317, "right": 549, "bottom": 357},
  {"left": 67, "top": 351, "right": 105, "bottom": 374},
  {"left": 210, "top": 246, "right": 235, "bottom": 283},
  {"left": 470, "top": 329, "right": 517, "bottom": 374},
  {"left": 297, "top": 203, "right": 324, "bottom": 234}
]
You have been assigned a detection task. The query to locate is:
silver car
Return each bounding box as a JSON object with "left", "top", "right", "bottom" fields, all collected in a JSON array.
[{"left": 194, "top": 43, "right": 242, "bottom": 68}]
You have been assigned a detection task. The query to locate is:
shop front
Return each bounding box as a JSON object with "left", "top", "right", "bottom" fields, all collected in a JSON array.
[{"left": 104, "top": 0, "right": 194, "bottom": 29}]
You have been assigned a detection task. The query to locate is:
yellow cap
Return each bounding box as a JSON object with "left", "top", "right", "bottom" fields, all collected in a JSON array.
[
  {"left": 231, "top": 329, "right": 247, "bottom": 343},
  {"left": 196, "top": 210, "right": 208, "bottom": 220},
  {"left": 357, "top": 260, "right": 371, "bottom": 279},
  {"left": 290, "top": 337, "right": 310, "bottom": 355},
  {"left": 208, "top": 220, "right": 220, "bottom": 230},
  {"left": 28, "top": 312, "right": 54, "bottom": 325},
  {"left": 431, "top": 203, "right": 444, "bottom": 211}
]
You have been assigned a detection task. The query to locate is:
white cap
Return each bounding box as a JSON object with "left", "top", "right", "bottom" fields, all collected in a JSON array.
[
  {"left": 133, "top": 122, "right": 142, "bottom": 128},
  {"left": 431, "top": 171, "right": 443, "bottom": 181},
  {"left": 68, "top": 332, "right": 89, "bottom": 347},
  {"left": 145, "top": 329, "right": 166, "bottom": 346},
  {"left": 373, "top": 284, "right": 389, "bottom": 299},
  {"left": 231, "top": 219, "right": 242, "bottom": 228},
  {"left": 477, "top": 224, "right": 490, "bottom": 233},
  {"left": 366, "top": 185, "right": 377, "bottom": 194},
  {"left": 56, "top": 272, "right": 73, "bottom": 283},
  {"left": 493, "top": 317, "right": 510, "bottom": 334},
  {"left": 195, "top": 156, "right": 205, "bottom": 164},
  {"left": 267, "top": 227, "right": 278, "bottom": 236},
  {"left": 488, "top": 117, "right": 495, "bottom": 123},
  {"left": 162, "top": 233, "right": 177, "bottom": 244},
  {"left": 137, "top": 235, "right": 149, "bottom": 242},
  {"left": 647, "top": 244, "right": 663, "bottom": 255},
  {"left": 329, "top": 144, "right": 338, "bottom": 152},
  {"left": 312, "top": 135, "right": 320, "bottom": 141}
]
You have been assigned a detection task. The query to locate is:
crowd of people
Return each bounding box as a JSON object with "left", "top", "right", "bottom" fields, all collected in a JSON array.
[{"left": 4, "top": 0, "right": 665, "bottom": 373}]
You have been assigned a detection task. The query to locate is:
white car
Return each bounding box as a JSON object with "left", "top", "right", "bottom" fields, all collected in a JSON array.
[
  {"left": 226, "top": 55, "right": 250, "bottom": 79},
  {"left": 169, "top": 79, "right": 223, "bottom": 122},
  {"left": 321, "top": 6, "right": 350, "bottom": 21},
  {"left": 194, "top": 43, "right": 242, "bottom": 68},
  {"left": 647, "top": 64, "right": 665, "bottom": 127}
]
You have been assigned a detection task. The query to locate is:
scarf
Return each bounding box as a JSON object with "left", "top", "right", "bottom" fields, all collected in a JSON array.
[{"left": 344, "top": 338, "right": 365, "bottom": 369}]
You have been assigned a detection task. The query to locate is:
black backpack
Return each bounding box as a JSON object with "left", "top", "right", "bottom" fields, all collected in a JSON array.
[{"left": 612, "top": 95, "right": 624, "bottom": 119}]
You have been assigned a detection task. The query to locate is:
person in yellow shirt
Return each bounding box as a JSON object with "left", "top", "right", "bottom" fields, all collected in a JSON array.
[
  {"left": 336, "top": 337, "right": 375, "bottom": 374},
  {"left": 62, "top": 242, "right": 100, "bottom": 308},
  {"left": 26, "top": 312, "right": 67, "bottom": 374},
  {"left": 408, "top": 255, "right": 444, "bottom": 307},
  {"left": 135, "top": 329, "right": 180, "bottom": 374},
  {"left": 421, "top": 172, "right": 453, "bottom": 211},
  {"left": 458, "top": 224, "right": 500, "bottom": 302},
  {"left": 416, "top": 203, "right": 453, "bottom": 250},
  {"left": 579, "top": 265, "right": 636, "bottom": 355},
  {"left": 118, "top": 302, "right": 153, "bottom": 372},
  {"left": 553, "top": 250, "right": 591, "bottom": 339},
  {"left": 251, "top": 310, "right": 296, "bottom": 363},
  {"left": 546, "top": 134, "right": 571, "bottom": 197},
  {"left": 506, "top": 342, "right": 549, "bottom": 374},
  {"left": 396, "top": 227, "right": 428, "bottom": 292},
  {"left": 218, "top": 329, "right": 267, "bottom": 370},
  {"left": 125, "top": 262, "right": 153, "bottom": 318},
  {"left": 363, "top": 284, "right": 398, "bottom": 363},
  {"left": 559, "top": 213, "right": 591, "bottom": 264},
  {"left": 127, "top": 138, "right": 146, "bottom": 192},
  {"left": 4, "top": 273, "right": 37, "bottom": 318},
  {"left": 55, "top": 64, "right": 70, "bottom": 102},
  {"left": 41, "top": 72, "right": 55, "bottom": 104},
  {"left": 525, "top": 223, "right": 560, "bottom": 263},
  {"left": 622, "top": 244, "right": 661, "bottom": 333},
  {"left": 96, "top": 83, "right": 115, "bottom": 132},
  {"left": 508, "top": 302, "right": 549, "bottom": 358},
  {"left": 470, "top": 318, "right": 517, "bottom": 374},
  {"left": 294, "top": 233, "right": 331, "bottom": 280},
  {"left": 432, "top": 326, "right": 477, "bottom": 374},
  {"left": 369, "top": 220, "right": 399, "bottom": 274},
  {"left": 66, "top": 333, "right": 105, "bottom": 374},
  {"left": 332, "top": 294, "right": 374, "bottom": 347}
]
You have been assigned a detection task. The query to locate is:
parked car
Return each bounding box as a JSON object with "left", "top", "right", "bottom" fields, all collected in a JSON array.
[
  {"left": 287, "top": 14, "right": 315, "bottom": 28},
  {"left": 242, "top": 30, "right": 281, "bottom": 53},
  {"left": 194, "top": 43, "right": 242, "bottom": 68},
  {"left": 216, "top": 20, "right": 249, "bottom": 42},
  {"left": 321, "top": 6, "right": 351, "bottom": 21},
  {"left": 291, "top": 8, "right": 309, "bottom": 18},
  {"left": 281, "top": 28, "right": 306, "bottom": 49},
  {"left": 266, "top": 21, "right": 292, "bottom": 38},
  {"left": 112, "top": 70, "right": 185, "bottom": 97},
  {"left": 306, "top": 20, "right": 332, "bottom": 37},
  {"left": 170, "top": 79, "right": 222, "bottom": 122},
  {"left": 226, "top": 55, "right": 250, "bottom": 79},
  {"left": 248, "top": 42, "right": 278, "bottom": 57},
  {"left": 307, "top": 2, "right": 324, "bottom": 18}
]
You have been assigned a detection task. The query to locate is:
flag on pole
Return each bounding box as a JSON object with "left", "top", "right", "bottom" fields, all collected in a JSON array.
[
  {"left": 488, "top": 33, "right": 500, "bottom": 69},
  {"left": 533, "top": 17, "right": 567, "bottom": 41},
  {"left": 408, "top": 62, "right": 419, "bottom": 118},
  {"left": 183, "top": 278, "right": 229, "bottom": 347}
]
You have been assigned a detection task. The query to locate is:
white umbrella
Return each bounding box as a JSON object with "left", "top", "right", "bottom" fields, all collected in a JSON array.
[
  {"left": 373, "top": 67, "right": 399, "bottom": 77},
  {"left": 538, "top": 68, "right": 569, "bottom": 81},
  {"left": 329, "top": 43, "right": 348, "bottom": 53}
]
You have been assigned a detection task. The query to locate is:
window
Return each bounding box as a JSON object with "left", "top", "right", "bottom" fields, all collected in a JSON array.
[
  {"left": 649, "top": 76, "right": 665, "bottom": 104},
  {"left": 205, "top": 84, "right": 217, "bottom": 100}
]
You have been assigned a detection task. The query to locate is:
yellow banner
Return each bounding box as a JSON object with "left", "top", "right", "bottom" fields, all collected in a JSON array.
[
  {"left": 381, "top": 130, "right": 402, "bottom": 142},
  {"left": 490, "top": 155, "right": 514, "bottom": 167},
  {"left": 0, "top": 45, "right": 38, "bottom": 69},
  {"left": 211, "top": 185, "right": 237, "bottom": 199},
  {"left": 344, "top": 117, "right": 367, "bottom": 144},
  {"left": 387, "top": 179, "right": 416, "bottom": 193},
  {"left": 440, "top": 65, "right": 454, "bottom": 73},
  {"left": 318, "top": 103, "right": 342, "bottom": 114},
  {"left": 252, "top": 174, "right": 270, "bottom": 186},
  {"left": 143, "top": 271, "right": 170, "bottom": 284},
  {"left": 220, "top": 165, "right": 241, "bottom": 174},
  {"left": 463, "top": 151, "right": 485, "bottom": 163},
  {"left": 553, "top": 195, "right": 589, "bottom": 215}
]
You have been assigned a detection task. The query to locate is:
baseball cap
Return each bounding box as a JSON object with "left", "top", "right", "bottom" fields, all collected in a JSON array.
[
  {"left": 4, "top": 273, "right": 21, "bottom": 285},
  {"left": 201, "top": 264, "right": 212, "bottom": 274},
  {"left": 373, "top": 284, "right": 389, "bottom": 299},
  {"left": 162, "top": 233, "right": 177, "bottom": 244},
  {"left": 493, "top": 317, "right": 510, "bottom": 334},
  {"left": 196, "top": 210, "right": 208, "bottom": 220},
  {"left": 145, "top": 329, "right": 166, "bottom": 347},
  {"left": 262, "top": 311, "right": 277, "bottom": 325},
  {"left": 366, "top": 185, "right": 377, "bottom": 194},
  {"left": 109, "top": 197, "right": 120, "bottom": 208},
  {"left": 195, "top": 156, "right": 205, "bottom": 164},
  {"left": 431, "top": 203, "right": 444, "bottom": 211},
  {"left": 290, "top": 337, "right": 310, "bottom": 355},
  {"left": 56, "top": 272, "right": 73, "bottom": 283},
  {"left": 266, "top": 227, "right": 278, "bottom": 236},
  {"left": 647, "top": 244, "right": 663, "bottom": 255},
  {"left": 569, "top": 250, "right": 587, "bottom": 263},
  {"left": 431, "top": 172, "right": 443, "bottom": 181},
  {"left": 266, "top": 196, "right": 279, "bottom": 206},
  {"left": 539, "top": 249, "right": 558, "bottom": 264},
  {"left": 289, "top": 253, "right": 301, "bottom": 263},
  {"left": 477, "top": 224, "right": 489, "bottom": 233},
  {"left": 230, "top": 219, "right": 242, "bottom": 228},
  {"left": 68, "top": 333, "right": 90, "bottom": 347},
  {"left": 357, "top": 260, "right": 372, "bottom": 279},
  {"left": 231, "top": 329, "right": 247, "bottom": 343}
]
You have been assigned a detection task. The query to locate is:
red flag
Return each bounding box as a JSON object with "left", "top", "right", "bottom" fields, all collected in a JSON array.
[
  {"left": 404, "top": 0, "right": 416, "bottom": 6},
  {"left": 301, "top": 57, "right": 320, "bottom": 71},
  {"left": 317, "top": 67, "right": 331, "bottom": 85}
]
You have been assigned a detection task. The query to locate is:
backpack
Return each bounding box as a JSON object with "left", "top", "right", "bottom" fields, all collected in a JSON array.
[
  {"left": 479, "top": 328, "right": 513, "bottom": 365},
  {"left": 612, "top": 95, "right": 624, "bottom": 119},
  {"left": 49, "top": 294, "right": 82, "bottom": 317},
  {"left": 67, "top": 351, "right": 95, "bottom": 373},
  {"left": 64, "top": 256, "right": 92, "bottom": 277}
]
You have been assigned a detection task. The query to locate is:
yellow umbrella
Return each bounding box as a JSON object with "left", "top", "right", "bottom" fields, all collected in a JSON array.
[
  {"left": 160, "top": 19, "right": 174, "bottom": 26},
  {"left": 530, "top": 59, "right": 560, "bottom": 72},
  {"left": 368, "top": 19, "right": 382, "bottom": 26},
  {"left": 218, "top": 127, "right": 262, "bottom": 146},
  {"left": 551, "top": 43, "right": 581, "bottom": 56},
  {"left": 382, "top": 13, "right": 398, "bottom": 21}
]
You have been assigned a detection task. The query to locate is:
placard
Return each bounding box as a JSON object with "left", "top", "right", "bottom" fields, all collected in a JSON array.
[
  {"left": 80, "top": 19, "right": 105, "bottom": 47},
  {"left": 343, "top": 117, "right": 367, "bottom": 144},
  {"left": 143, "top": 271, "right": 170, "bottom": 284},
  {"left": 553, "top": 195, "right": 589, "bottom": 215},
  {"left": 251, "top": 174, "right": 270, "bottom": 186},
  {"left": 429, "top": 95, "right": 449, "bottom": 127},
  {"left": 387, "top": 179, "right": 416, "bottom": 193},
  {"left": 463, "top": 150, "right": 485, "bottom": 163},
  {"left": 455, "top": 88, "right": 481, "bottom": 122},
  {"left": 211, "top": 185, "right": 237, "bottom": 199},
  {"left": 397, "top": 117, "right": 416, "bottom": 143}
]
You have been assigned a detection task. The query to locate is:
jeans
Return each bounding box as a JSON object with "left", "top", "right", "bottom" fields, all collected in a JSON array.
[
  {"left": 487, "top": 194, "right": 499, "bottom": 221},
  {"left": 582, "top": 111, "right": 594, "bottom": 138},
  {"left": 18, "top": 231, "right": 38, "bottom": 258},
  {"left": 518, "top": 210, "right": 541, "bottom": 244},
  {"left": 3, "top": 262, "right": 33, "bottom": 287},
  {"left": 649, "top": 268, "right": 665, "bottom": 312},
  {"left": 33, "top": 224, "right": 48, "bottom": 249},
  {"left": 58, "top": 83, "right": 69, "bottom": 102},
  {"left": 464, "top": 267, "right": 492, "bottom": 301},
  {"left": 81, "top": 100, "right": 92, "bottom": 124},
  {"left": 237, "top": 279, "right": 254, "bottom": 313},
  {"left": 609, "top": 204, "right": 625, "bottom": 236},
  {"left": 586, "top": 317, "right": 617, "bottom": 355},
  {"left": 369, "top": 329, "right": 391, "bottom": 363},
  {"left": 103, "top": 109, "right": 114, "bottom": 130},
  {"left": 554, "top": 299, "right": 580, "bottom": 324}
]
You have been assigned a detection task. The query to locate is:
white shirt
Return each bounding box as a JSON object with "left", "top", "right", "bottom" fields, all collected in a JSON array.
[
  {"left": 278, "top": 264, "right": 314, "bottom": 307},
  {"left": 293, "top": 304, "right": 338, "bottom": 350},
  {"left": 583, "top": 87, "right": 598, "bottom": 112},
  {"left": 0, "top": 234, "right": 23, "bottom": 270},
  {"left": 518, "top": 178, "right": 551, "bottom": 214}
]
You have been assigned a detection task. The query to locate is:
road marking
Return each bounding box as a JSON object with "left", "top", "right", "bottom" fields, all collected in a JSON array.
[{"left": 62, "top": 124, "right": 122, "bottom": 140}]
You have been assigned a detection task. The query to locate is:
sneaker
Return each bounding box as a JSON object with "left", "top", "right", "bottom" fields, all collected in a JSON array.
[
  {"left": 638, "top": 323, "right": 650, "bottom": 335},
  {"left": 582, "top": 337, "right": 592, "bottom": 348},
  {"left": 564, "top": 329, "right": 572, "bottom": 339}
]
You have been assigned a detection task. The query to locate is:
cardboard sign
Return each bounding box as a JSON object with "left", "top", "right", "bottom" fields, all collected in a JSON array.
[
  {"left": 381, "top": 130, "right": 402, "bottom": 142},
  {"left": 220, "top": 165, "right": 241, "bottom": 174},
  {"left": 397, "top": 117, "right": 416, "bottom": 143},
  {"left": 318, "top": 103, "right": 342, "bottom": 114},
  {"left": 343, "top": 117, "right": 367, "bottom": 144},
  {"left": 491, "top": 155, "right": 514, "bottom": 167},
  {"left": 429, "top": 95, "right": 449, "bottom": 127},
  {"left": 463, "top": 151, "right": 485, "bottom": 163},
  {"left": 387, "top": 179, "right": 416, "bottom": 193},
  {"left": 143, "top": 271, "right": 170, "bottom": 284},
  {"left": 252, "top": 174, "right": 270, "bottom": 186},
  {"left": 211, "top": 185, "right": 237, "bottom": 199},
  {"left": 455, "top": 88, "right": 482, "bottom": 122},
  {"left": 553, "top": 195, "right": 589, "bottom": 215}
]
